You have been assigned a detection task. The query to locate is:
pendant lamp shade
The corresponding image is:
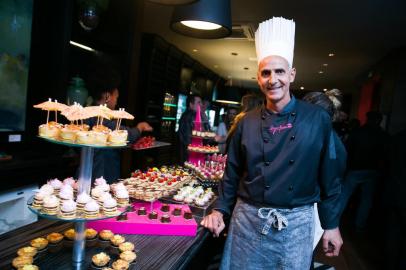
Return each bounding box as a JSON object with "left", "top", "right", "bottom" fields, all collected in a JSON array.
[
  {"left": 147, "top": 0, "right": 199, "bottom": 5},
  {"left": 170, "top": 0, "right": 231, "bottom": 39}
]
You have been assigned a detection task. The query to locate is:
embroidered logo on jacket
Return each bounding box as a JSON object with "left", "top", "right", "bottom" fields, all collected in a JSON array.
[{"left": 269, "top": 123, "right": 293, "bottom": 134}]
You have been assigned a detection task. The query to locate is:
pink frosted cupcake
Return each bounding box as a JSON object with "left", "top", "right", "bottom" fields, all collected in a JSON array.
[
  {"left": 39, "top": 184, "right": 54, "bottom": 196},
  {"left": 48, "top": 178, "right": 63, "bottom": 195},
  {"left": 32, "top": 191, "right": 47, "bottom": 209}
]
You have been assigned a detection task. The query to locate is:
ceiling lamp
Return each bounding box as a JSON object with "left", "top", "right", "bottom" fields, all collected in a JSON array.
[
  {"left": 170, "top": 0, "right": 231, "bottom": 39},
  {"left": 147, "top": 0, "right": 198, "bottom": 5}
]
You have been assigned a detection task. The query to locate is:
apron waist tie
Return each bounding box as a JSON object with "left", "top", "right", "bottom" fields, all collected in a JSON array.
[{"left": 258, "top": 208, "right": 288, "bottom": 235}]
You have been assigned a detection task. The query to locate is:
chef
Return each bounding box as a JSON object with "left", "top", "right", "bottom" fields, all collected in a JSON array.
[{"left": 201, "top": 17, "right": 343, "bottom": 269}]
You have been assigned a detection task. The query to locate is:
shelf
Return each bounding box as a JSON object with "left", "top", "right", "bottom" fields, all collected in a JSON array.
[{"left": 38, "top": 136, "right": 128, "bottom": 149}]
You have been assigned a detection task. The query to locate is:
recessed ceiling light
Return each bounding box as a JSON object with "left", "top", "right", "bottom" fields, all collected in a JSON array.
[
  {"left": 300, "top": 86, "right": 304, "bottom": 90},
  {"left": 323, "top": 88, "right": 327, "bottom": 91},
  {"left": 192, "top": 49, "right": 198, "bottom": 52},
  {"left": 243, "top": 67, "right": 249, "bottom": 70},
  {"left": 328, "top": 53, "right": 335, "bottom": 57},
  {"left": 318, "top": 71, "right": 324, "bottom": 74},
  {"left": 323, "top": 63, "right": 328, "bottom": 67},
  {"left": 231, "top": 52, "right": 238, "bottom": 56}
]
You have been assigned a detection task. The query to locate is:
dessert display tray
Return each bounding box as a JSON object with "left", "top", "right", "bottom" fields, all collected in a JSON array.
[
  {"left": 27, "top": 196, "right": 126, "bottom": 222},
  {"left": 132, "top": 141, "right": 171, "bottom": 151},
  {"left": 191, "top": 135, "right": 215, "bottom": 140},
  {"left": 159, "top": 196, "right": 217, "bottom": 218},
  {"left": 38, "top": 136, "right": 128, "bottom": 148},
  {"left": 187, "top": 149, "right": 219, "bottom": 154},
  {"left": 88, "top": 201, "right": 197, "bottom": 236}
]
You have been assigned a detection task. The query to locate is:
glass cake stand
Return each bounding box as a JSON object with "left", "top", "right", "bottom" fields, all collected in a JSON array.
[{"left": 34, "top": 136, "right": 128, "bottom": 268}]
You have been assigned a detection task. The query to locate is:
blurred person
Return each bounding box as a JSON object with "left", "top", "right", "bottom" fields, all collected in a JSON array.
[{"left": 215, "top": 108, "right": 238, "bottom": 154}]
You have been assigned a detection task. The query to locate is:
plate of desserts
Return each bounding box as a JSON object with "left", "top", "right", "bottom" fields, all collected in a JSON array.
[{"left": 191, "top": 130, "right": 216, "bottom": 140}]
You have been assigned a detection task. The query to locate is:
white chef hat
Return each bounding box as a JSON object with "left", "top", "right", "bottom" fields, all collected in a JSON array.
[{"left": 255, "top": 17, "right": 296, "bottom": 68}]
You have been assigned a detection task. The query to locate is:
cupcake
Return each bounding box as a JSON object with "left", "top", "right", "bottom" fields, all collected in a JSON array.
[
  {"left": 17, "top": 246, "right": 37, "bottom": 257},
  {"left": 38, "top": 121, "right": 61, "bottom": 139},
  {"left": 98, "top": 192, "right": 113, "bottom": 207},
  {"left": 64, "top": 228, "right": 76, "bottom": 240},
  {"left": 39, "top": 184, "right": 54, "bottom": 196},
  {"left": 148, "top": 211, "right": 158, "bottom": 220},
  {"left": 59, "top": 199, "right": 76, "bottom": 219},
  {"left": 85, "top": 228, "right": 98, "bottom": 240},
  {"left": 42, "top": 195, "right": 59, "bottom": 215},
  {"left": 48, "top": 178, "right": 62, "bottom": 195},
  {"left": 63, "top": 177, "right": 76, "bottom": 187},
  {"left": 31, "top": 192, "right": 46, "bottom": 209},
  {"left": 160, "top": 214, "right": 171, "bottom": 223},
  {"left": 160, "top": 204, "right": 170, "bottom": 212},
  {"left": 76, "top": 192, "right": 92, "bottom": 214},
  {"left": 92, "top": 252, "right": 110, "bottom": 268},
  {"left": 110, "top": 234, "right": 125, "bottom": 247},
  {"left": 99, "top": 230, "right": 114, "bottom": 241},
  {"left": 17, "top": 265, "right": 39, "bottom": 270},
  {"left": 84, "top": 200, "right": 100, "bottom": 218},
  {"left": 91, "top": 187, "right": 104, "bottom": 201},
  {"left": 172, "top": 207, "right": 182, "bottom": 216},
  {"left": 30, "top": 237, "right": 48, "bottom": 250},
  {"left": 94, "top": 176, "right": 107, "bottom": 186},
  {"left": 12, "top": 256, "right": 34, "bottom": 269},
  {"left": 76, "top": 131, "right": 95, "bottom": 145},
  {"left": 59, "top": 187, "right": 74, "bottom": 207},
  {"left": 111, "top": 259, "right": 129, "bottom": 270},
  {"left": 60, "top": 124, "right": 80, "bottom": 142},
  {"left": 137, "top": 207, "right": 147, "bottom": 216},
  {"left": 115, "top": 189, "right": 129, "bottom": 207},
  {"left": 108, "top": 130, "right": 128, "bottom": 145},
  {"left": 46, "top": 232, "right": 64, "bottom": 244},
  {"left": 118, "top": 242, "right": 134, "bottom": 252},
  {"left": 103, "top": 198, "right": 118, "bottom": 216},
  {"left": 119, "top": 251, "right": 137, "bottom": 264}
]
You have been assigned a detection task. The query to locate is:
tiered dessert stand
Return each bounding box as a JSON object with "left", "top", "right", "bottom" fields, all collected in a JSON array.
[{"left": 28, "top": 138, "right": 126, "bottom": 269}]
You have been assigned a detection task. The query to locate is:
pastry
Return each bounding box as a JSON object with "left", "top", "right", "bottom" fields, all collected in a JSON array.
[
  {"left": 64, "top": 228, "right": 76, "bottom": 240},
  {"left": 119, "top": 251, "right": 137, "bottom": 263},
  {"left": 92, "top": 129, "right": 109, "bottom": 145},
  {"left": 108, "top": 130, "right": 128, "bottom": 146},
  {"left": 160, "top": 204, "right": 170, "bottom": 212},
  {"left": 172, "top": 207, "right": 182, "bottom": 216},
  {"left": 31, "top": 192, "right": 46, "bottom": 209},
  {"left": 30, "top": 237, "right": 48, "bottom": 250},
  {"left": 12, "top": 256, "right": 34, "bottom": 268},
  {"left": 160, "top": 214, "right": 171, "bottom": 223},
  {"left": 118, "top": 242, "right": 134, "bottom": 252},
  {"left": 17, "top": 246, "right": 37, "bottom": 257},
  {"left": 103, "top": 198, "right": 118, "bottom": 216},
  {"left": 111, "top": 259, "right": 129, "bottom": 270},
  {"left": 46, "top": 232, "right": 64, "bottom": 244},
  {"left": 115, "top": 189, "right": 129, "bottom": 207},
  {"left": 42, "top": 195, "right": 59, "bottom": 215},
  {"left": 99, "top": 230, "right": 114, "bottom": 241},
  {"left": 38, "top": 121, "right": 61, "bottom": 139},
  {"left": 110, "top": 234, "right": 125, "bottom": 246},
  {"left": 59, "top": 199, "right": 76, "bottom": 219},
  {"left": 84, "top": 200, "right": 100, "bottom": 218},
  {"left": 60, "top": 124, "right": 80, "bottom": 142},
  {"left": 59, "top": 187, "right": 74, "bottom": 207},
  {"left": 137, "top": 207, "right": 147, "bottom": 216},
  {"left": 48, "top": 178, "right": 63, "bottom": 195},
  {"left": 91, "top": 187, "right": 103, "bottom": 201},
  {"left": 17, "top": 265, "right": 39, "bottom": 270},
  {"left": 39, "top": 184, "right": 54, "bottom": 196},
  {"left": 63, "top": 177, "right": 76, "bottom": 187},
  {"left": 76, "top": 131, "right": 95, "bottom": 145},
  {"left": 76, "top": 192, "right": 91, "bottom": 214},
  {"left": 85, "top": 228, "right": 98, "bottom": 240},
  {"left": 183, "top": 211, "right": 193, "bottom": 220},
  {"left": 92, "top": 252, "right": 110, "bottom": 267},
  {"left": 148, "top": 211, "right": 158, "bottom": 220}
]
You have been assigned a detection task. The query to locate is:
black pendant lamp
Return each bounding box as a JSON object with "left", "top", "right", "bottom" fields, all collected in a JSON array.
[
  {"left": 147, "top": 0, "right": 198, "bottom": 5},
  {"left": 170, "top": 0, "right": 231, "bottom": 39}
]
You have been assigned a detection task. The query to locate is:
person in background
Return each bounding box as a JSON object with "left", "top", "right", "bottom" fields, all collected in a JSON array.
[
  {"left": 201, "top": 99, "right": 211, "bottom": 131},
  {"left": 341, "top": 111, "right": 388, "bottom": 231},
  {"left": 215, "top": 108, "right": 238, "bottom": 154},
  {"left": 201, "top": 17, "right": 343, "bottom": 269},
  {"left": 177, "top": 94, "right": 202, "bottom": 163},
  {"left": 87, "top": 69, "right": 152, "bottom": 183}
]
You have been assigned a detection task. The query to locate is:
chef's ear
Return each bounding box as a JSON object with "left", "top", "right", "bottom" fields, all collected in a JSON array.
[{"left": 289, "top": 67, "right": 296, "bottom": 83}]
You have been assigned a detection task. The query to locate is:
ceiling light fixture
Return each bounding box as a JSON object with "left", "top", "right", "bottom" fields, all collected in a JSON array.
[
  {"left": 300, "top": 86, "right": 304, "bottom": 90},
  {"left": 192, "top": 49, "right": 198, "bottom": 52},
  {"left": 328, "top": 53, "right": 335, "bottom": 57},
  {"left": 323, "top": 63, "right": 328, "bottom": 67},
  {"left": 323, "top": 88, "right": 327, "bottom": 91},
  {"left": 318, "top": 71, "right": 324, "bottom": 74},
  {"left": 69, "top": 41, "right": 95, "bottom": 52},
  {"left": 147, "top": 0, "right": 198, "bottom": 5},
  {"left": 170, "top": 0, "right": 231, "bottom": 39}
]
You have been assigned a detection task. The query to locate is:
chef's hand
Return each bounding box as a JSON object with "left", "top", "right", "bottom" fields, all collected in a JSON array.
[
  {"left": 322, "top": 227, "right": 343, "bottom": 257},
  {"left": 136, "top": 122, "right": 153, "bottom": 132},
  {"left": 200, "top": 210, "right": 225, "bottom": 237}
]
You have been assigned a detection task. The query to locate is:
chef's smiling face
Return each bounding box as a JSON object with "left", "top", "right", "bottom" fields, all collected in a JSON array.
[{"left": 257, "top": 55, "right": 296, "bottom": 109}]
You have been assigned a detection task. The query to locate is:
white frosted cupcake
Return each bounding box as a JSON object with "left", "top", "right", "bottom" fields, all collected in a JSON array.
[
  {"left": 108, "top": 130, "right": 128, "bottom": 145},
  {"left": 63, "top": 177, "right": 76, "bottom": 187},
  {"left": 59, "top": 188, "right": 74, "bottom": 207},
  {"left": 91, "top": 187, "right": 104, "bottom": 200},
  {"left": 48, "top": 178, "right": 63, "bottom": 195},
  {"left": 59, "top": 199, "right": 77, "bottom": 219},
  {"left": 32, "top": 191, "right": 47, "bottom": 209},
  {"left": 84, "top": 200, "right": 100, "bottom": 218},
  {"left": 115, "top": 189, "right": 129, "bottom": 207},
  {"left": 103, "top": 198, "right": 118, "bottom": 216},
  {"left": 42, "top": 195, "right": 59, "bottom": 215},
  {"left": 39, "top": 184, "right": 54, "bottom": 196},
  {"left": 76, "top": 192, "right": 91, "bottom": 214},
  {"left": 98, "top": 192, "right": 113, "bottom": 206}
]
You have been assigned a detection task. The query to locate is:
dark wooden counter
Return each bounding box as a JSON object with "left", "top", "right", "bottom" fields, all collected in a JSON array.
[{"left": 0, "top": 217, "right": 210, "bottom": 270}]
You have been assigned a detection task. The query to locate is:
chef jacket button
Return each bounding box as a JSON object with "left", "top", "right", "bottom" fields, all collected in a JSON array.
[
  {"left": 264, "top": 161, "right": 271, "bottom": 166},
  {"left": 264, "top": 138, "right": 269, "bottom": 143},
  {"left": 291, "top": 112, "right": 296, "bottom": 116},
  {"left": 288, "top": 185, "right": 294, "bottom": 191},
  {"left": 265, "top": 185, "right": 271, "bottom": 189},
  {"left": 289, "top": 159, "right": 295, "bottom": 164},
  {"left": 290, "top": 135, "right": 295, "bottom": 140}
]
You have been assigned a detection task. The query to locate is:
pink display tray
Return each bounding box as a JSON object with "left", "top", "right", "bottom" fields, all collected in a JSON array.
[{"left": 87, "top": 201, "right": 197, "bottom": 236}]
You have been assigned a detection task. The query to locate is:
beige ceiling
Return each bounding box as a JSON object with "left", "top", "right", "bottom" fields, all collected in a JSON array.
[{"left": 142, "top": 0, "right": 406, "bottom": 93}]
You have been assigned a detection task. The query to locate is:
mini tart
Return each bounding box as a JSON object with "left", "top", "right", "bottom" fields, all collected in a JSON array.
[
  {"left": 118, "top": 242, "right": 134, "bottom": 252},
  {"left": 110, "top": 235, "right": 126, "bottom": 246},
  {"left": 12, "top": 256, "right": 34, "bottom": 268},
  {"left": 92, "top": 252, "right": 110, "bottom": 267},
  {"left": 30, "top": 237, "right": 48, "bottom": 250},
  {"left": 64, "top": 228, "right": 76, "bottom": 240},
  {"left": 17, "top": 246, "right": 37, "bottom": 257},
  {"left": 17, "top": 265, "right": 39, "bottom": 270},
  {"left": 99, "top": 230, "right": 114, "bottom": 241},
  {"left": 38, "top": 123, "right": 61, "bottom": 139},
  {"left": 85, "top": 228, "right": 98, "bottom": 239},
  {"left": 112, "top": 259, "right": 129, "bottom": 270},
  {"left": 119, "top": 251, "right": 137, "bottom": 263},
  {"left": 46, "top": 232, "right": 64, "bottom": 244},
  {"left": 108, "top": 130, "right": 128, "bottom": 145}
]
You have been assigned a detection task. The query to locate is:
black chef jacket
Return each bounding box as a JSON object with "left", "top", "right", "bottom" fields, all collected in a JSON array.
[{"left": 215, "top": 96, "right": 342, "bottom": 229}]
